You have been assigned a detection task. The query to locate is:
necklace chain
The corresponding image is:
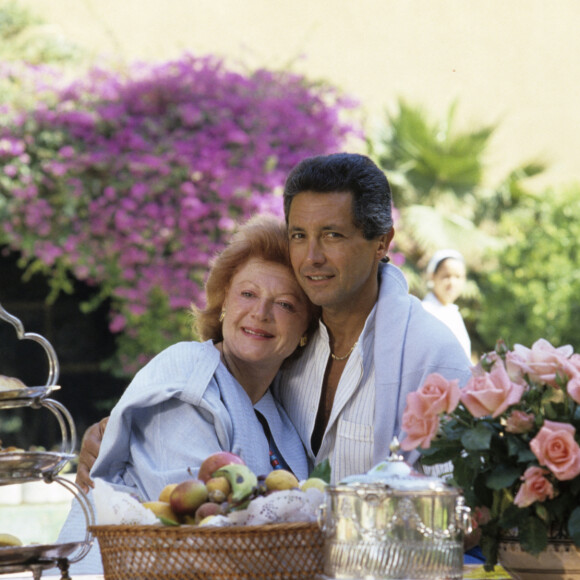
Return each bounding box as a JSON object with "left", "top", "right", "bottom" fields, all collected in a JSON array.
[{"left": 330, "top": 342, "right": 358, "bottom": 361}]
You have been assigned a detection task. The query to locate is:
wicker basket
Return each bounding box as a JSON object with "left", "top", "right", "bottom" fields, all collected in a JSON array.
[{"left": 89, "top": 522, "right": 324, "bottom": 580}]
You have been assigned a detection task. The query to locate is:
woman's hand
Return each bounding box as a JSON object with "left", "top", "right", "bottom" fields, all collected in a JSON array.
[{"left": 75, "top": 417, "right": 109, "bottom": 493}]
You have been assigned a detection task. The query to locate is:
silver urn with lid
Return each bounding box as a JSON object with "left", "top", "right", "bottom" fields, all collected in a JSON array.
[{"left": 318, "top": 442, "right": 472, "bottom": 579}]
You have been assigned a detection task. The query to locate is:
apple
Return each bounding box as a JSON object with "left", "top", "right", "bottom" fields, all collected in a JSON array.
[
  {"left": 169, "top": 479, "right": 209, "bottom": 516},
  {"left": 198, "top": 451, "right": 245, "bottom": 482}
]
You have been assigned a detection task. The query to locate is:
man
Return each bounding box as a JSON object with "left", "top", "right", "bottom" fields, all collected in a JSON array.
[
  {"left": 275, "top": 153, "right": 471, "bottom": 482},
  {"left": 76, "top": 152, "right": 471, "bottom": 489}
]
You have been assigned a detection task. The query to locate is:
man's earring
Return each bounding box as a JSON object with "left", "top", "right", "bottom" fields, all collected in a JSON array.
[
  {"left": 299, "top": 335, "right": 307, "bottom": 348},
  {"left": 219, "top": 310, "right": 226, "bottom": 322}
]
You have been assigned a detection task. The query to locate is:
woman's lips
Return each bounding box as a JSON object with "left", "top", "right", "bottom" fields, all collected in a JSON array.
[{"left": 242, "top": 327, "right": 273, "bottom": 338}]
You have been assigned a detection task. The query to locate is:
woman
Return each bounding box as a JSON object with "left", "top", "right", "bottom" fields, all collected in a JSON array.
[
  {"left": 422, "top": 249, "right": 471, "bottom": 360},
  {"left": 56, "top": 215, "right": 318, "bottom": 573}
]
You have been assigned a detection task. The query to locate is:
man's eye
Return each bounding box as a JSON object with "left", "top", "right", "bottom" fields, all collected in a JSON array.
[{"left": 290, "top": 232, "right": 305, "bottom": 240}]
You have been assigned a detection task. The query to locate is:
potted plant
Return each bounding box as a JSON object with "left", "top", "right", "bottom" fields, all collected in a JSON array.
[{"left": 400, "top": 338, "right": 580, "bottom": 573}]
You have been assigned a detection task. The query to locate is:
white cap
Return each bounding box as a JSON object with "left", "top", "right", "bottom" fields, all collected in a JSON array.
[{"left": 426, "top": 249, "right": 465, "bottom": 276}]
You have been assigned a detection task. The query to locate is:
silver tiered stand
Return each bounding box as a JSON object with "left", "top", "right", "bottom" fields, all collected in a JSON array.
[{"left": 0, "top": 303, "right": 94, "bottom": 579}]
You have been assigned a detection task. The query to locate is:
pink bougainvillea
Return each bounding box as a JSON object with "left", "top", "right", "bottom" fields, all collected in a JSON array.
[{"left": 0, "top": 53, "right": 360, "bottom": 374}]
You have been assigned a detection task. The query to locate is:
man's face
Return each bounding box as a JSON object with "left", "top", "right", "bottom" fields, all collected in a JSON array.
[{"left": 287, "top": 191, "right": 392, "bottom": 312}]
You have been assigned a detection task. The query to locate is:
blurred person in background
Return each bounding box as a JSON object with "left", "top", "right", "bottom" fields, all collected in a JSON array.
[{"left": 422, "top": 249, "right": 471, "bottom": 360}]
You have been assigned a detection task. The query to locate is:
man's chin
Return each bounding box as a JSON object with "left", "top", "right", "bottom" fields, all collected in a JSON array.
[{"left": 300, "top": 287, "right": 328, "bottom": 307}]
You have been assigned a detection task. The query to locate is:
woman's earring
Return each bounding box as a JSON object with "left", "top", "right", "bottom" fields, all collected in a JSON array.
[
  {"left": 219, "top": 310, "right": 226, "bottom": 322},
  {"left": 299, "top": 335, "right": 307, "bottom": 348}
]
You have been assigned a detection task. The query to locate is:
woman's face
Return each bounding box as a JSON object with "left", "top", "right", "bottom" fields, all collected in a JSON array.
[
  {"left": 222, "top": 258, "right": 310, "bottom": 368},
  {"left": 432, "top": 258, "right": 466, "bottom": 305}
]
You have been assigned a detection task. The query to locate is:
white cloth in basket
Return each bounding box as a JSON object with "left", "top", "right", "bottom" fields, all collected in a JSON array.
[
  {"left": 213, "top": 487, "right": 324, "bottom": 527},
  {"left": 93, "top": 478, "right": 324, "bottom": 527},
  {"left": 93, "top": 478, "right": 158, "bottom": 525}
]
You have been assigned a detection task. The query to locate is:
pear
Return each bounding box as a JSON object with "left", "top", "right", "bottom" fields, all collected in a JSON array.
[
  {"left": 142, "top": 501, "right": 180, "bottom": 526},
  {"left": 158, "top": 482, "right": 178, "bottom": 502},
  {"left": 300, "top": 477, "right": 328, "bottom": 492},
  {"left": 265, "top": 469, "right": 299, "bottom": 492},
  {"left": 206, "top": 476, "right": 231, "bottom": 503}
]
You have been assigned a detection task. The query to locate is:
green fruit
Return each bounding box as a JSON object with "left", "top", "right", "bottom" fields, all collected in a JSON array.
[
  {"left": 213, "top": 464, "right": 258, "bottom": 503},
  {"left": 300, "top": 477, "right": 328, "bottom": 492}
]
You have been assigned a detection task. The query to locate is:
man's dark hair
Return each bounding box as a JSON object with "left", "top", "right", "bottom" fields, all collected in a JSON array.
[{"left": 283, "top": 152, "right": 393, "bottom": 239}]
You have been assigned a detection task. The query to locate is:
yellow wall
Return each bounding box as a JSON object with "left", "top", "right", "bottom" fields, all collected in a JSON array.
[{"left": 22, "top": 0, "right": 580, "bottom": 191}]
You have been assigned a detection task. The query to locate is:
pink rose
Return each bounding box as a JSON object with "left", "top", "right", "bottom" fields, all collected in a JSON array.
[
  {"left": 566, "top": 355, "right": 580, "bottom": 403},
  {"left": 416, "top": 373, "right": 461, "bottom": 415},
  {"left": 460, "top": 358, "right": 525, "bottom": 418},
  {"left": 569, "top": 353, "right": 580, "bottom": 372},
  {"left": 514, "top": 466, "right": 555, "bottom": 507},
  {"left": 400, "top": 391, "right": 440, "bottom": 451},
  {"left": 504, "top": 351, "right": 529, "bottom": 386},
  {"left": 567, "top": 372, "right": 580, "bottom": 404},
  {"left": 530, "top": 420, "right": 580, "bottom": 481},
  {"left": 510, "top": 338, "right": 574, "bottom": 387},
  {"left": 504, "top": 410, "right": 535, "bottom": 434}
]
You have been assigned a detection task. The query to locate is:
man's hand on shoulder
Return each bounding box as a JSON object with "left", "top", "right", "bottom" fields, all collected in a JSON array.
[{"left": 75, "top": 417, "right": 109, "bottom": 493}]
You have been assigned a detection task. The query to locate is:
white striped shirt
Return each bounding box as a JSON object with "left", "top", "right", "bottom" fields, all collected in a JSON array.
[{"left": 278, "top": 305, "right": 377, "bottom": 483}]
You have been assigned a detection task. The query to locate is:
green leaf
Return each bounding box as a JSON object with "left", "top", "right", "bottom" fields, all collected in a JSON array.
[
  {"left": 519, "top": 516, "right": 548, "bottom": 556},
  {"left": 534, "top": 503, "right": 549, "bottom": 523},
  {"left": 517, "top": 448, "right": 536, "bottom": 463},
  {"left": 309, "top": 458, "right": 331, "bottom": 483},
  {"left": 450, "top": 459, "right": 475, "bottom": 493},
  {"left": 570, "top": 477, "right": 580, "bottom": 496},
  {"left": 419, "top": 440, "right": 462, "bottom": 465},
  {"left": 500, "top": 504, "right": 528, "bottom": 529},
  {"left": 506, "top": 434, "right": 532, "bottom": 460},
  {"left": 158, "top": 515, "right": 180, "bottom": 526},
  {"left": 486, "top": 464, "right": 521, "bottom": 490},
  {"left": 568, "top": 507, "right": 580, "bottom": 545},
  {"left": 461, "top": 423, "right": 493, "bottom": 450}
]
